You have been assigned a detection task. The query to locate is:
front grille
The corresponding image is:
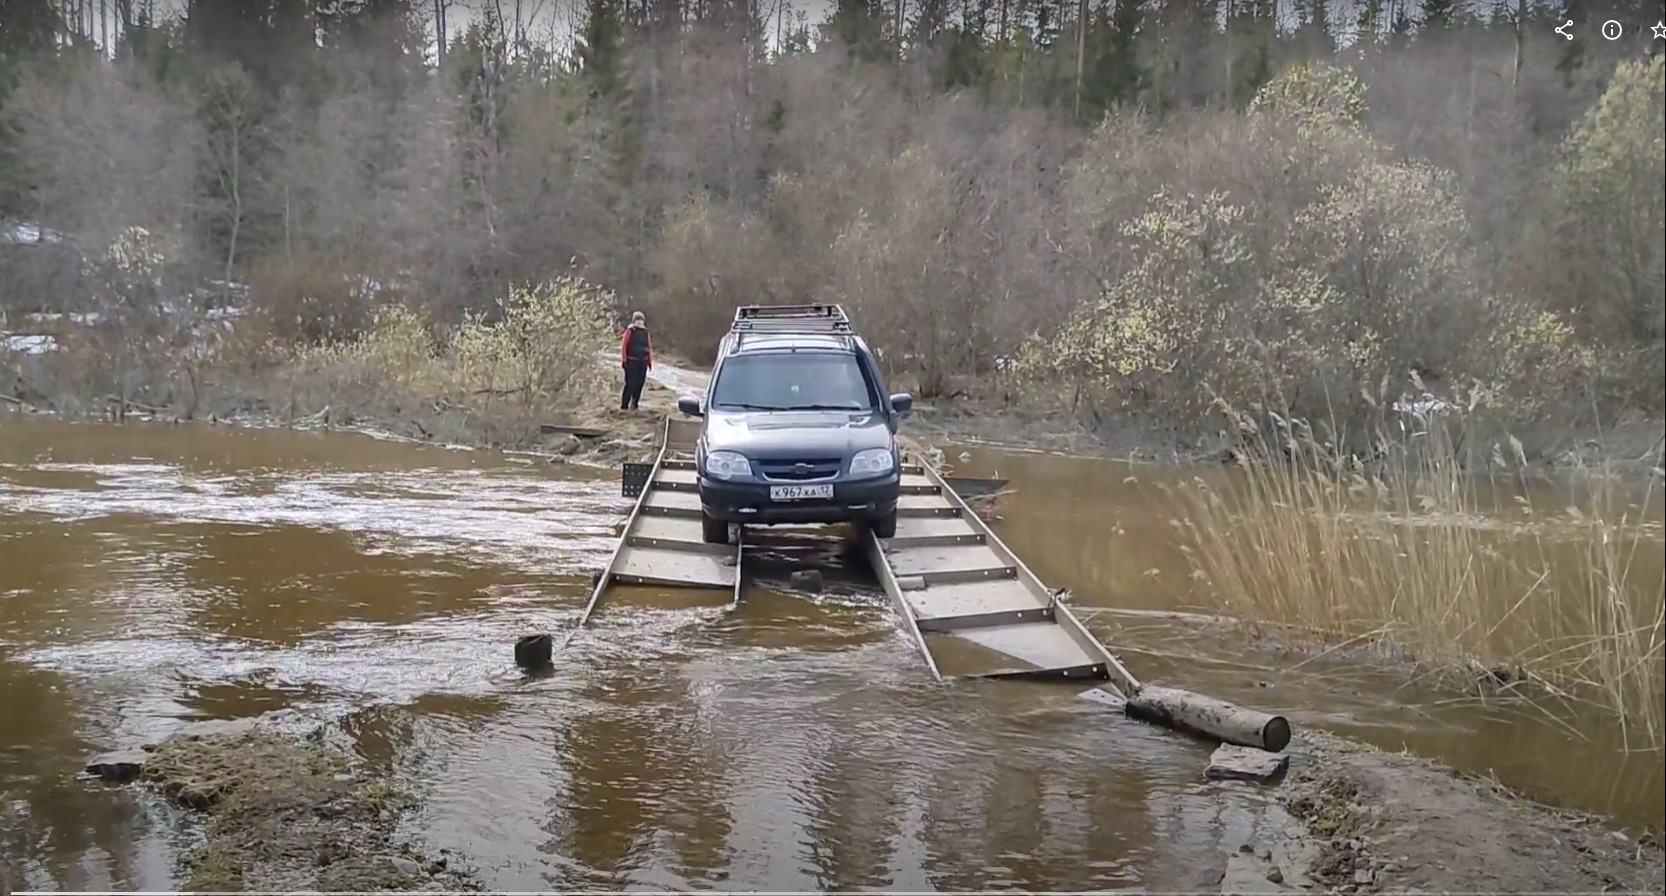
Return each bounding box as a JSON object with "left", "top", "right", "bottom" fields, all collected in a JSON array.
[{"left": 755, "top": 457, "right": 843, "bottom": 481}]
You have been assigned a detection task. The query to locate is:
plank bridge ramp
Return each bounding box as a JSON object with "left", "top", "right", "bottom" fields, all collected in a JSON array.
[{"left": 571, "top": 415, "right": 1137, "bottom": 691}]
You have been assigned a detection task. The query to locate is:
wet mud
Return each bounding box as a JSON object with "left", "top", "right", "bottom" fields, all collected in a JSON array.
[
  {"left": 1260, "top": 731, "right": 1664, "bottom": 896},
  {"left": 83, "top": 718, "right": 480, "bottom": 892}
]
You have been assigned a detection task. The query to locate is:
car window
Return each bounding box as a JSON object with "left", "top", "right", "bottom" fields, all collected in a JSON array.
[{"left": 709, "top": 352, "right": 877, "bottom": 411}]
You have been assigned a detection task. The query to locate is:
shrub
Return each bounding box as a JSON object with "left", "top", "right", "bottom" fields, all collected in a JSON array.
[
  {"left": 286, "top": 277, "right": 616, "bottom": 432},
  {"left": 241, "top": 253, "right": 392, "bottom": 348},
  {"left": 1015, "top": 63, "right": 1591, "bottom": 444}
]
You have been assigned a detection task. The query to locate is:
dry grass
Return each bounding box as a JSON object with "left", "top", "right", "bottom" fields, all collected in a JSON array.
[
  {"left": 260, "top": 277, "right": 620, "bottom": 446},
  {"left": 1169, "top": 403, "right": 1666, "bottom": 750}
]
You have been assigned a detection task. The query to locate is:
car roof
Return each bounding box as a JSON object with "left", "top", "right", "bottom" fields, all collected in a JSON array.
[{"left": 725, "top": 332, "right": 857, "bottom": 355}]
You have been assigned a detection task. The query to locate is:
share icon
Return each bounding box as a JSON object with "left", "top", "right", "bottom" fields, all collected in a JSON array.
[{"left": 1555, "top": 19, "right": 1574, "bottom": 39}]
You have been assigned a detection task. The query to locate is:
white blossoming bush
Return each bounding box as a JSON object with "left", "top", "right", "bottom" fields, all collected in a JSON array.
[{"left": 87, "top": 226, "right": 177, "bottom": 310}]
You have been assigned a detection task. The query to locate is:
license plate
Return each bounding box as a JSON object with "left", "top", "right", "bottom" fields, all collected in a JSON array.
[{"left": 769, "top": 483, "right": 834, "bottom": 501}]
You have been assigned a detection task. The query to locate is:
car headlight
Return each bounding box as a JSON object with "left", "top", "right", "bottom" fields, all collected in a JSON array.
[
  {"left": 703, "top": 450, "right": 752, "bottom": 480},
  {"left": 849, "top": 448, "right": 895, "bottom": 477}
]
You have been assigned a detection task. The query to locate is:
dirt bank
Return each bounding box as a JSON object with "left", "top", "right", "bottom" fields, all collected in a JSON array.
[
  {"left": 1229, "top": 729, "right": 1665, "bottom": 895},
  {"left": 84, "top": 720, "right": 480, "bottom": 892},
  {"left": 8, "top": 342, "right": 1658, "bottom": 474}
]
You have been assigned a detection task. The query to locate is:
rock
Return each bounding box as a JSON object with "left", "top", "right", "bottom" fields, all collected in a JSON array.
[
  {"left": 557, "top": 435, "right": 583, "bottom": 456},
  {"left": 515, "top": 634, "right": 553, "bottom": 672},
  {"left": 897, "top": 575, "right": 927, "bottom": 591},
  {"left": 85, "top": 750, "right": 149, "bottom": 783},
  {"left": 789, "top": 569, "right": 823, "bottom": 593},
  {"left": 1206, "top": 744, "right": 1290, "bottom": 783},
  {"left": 389, "top": 856, "right": 425, "bottom": 877},
  {"left": 316, "top": 840, "right": 348, "bottom": 867},
  {"left": 1221, "top": 851, "right": 1299, "bottom": 895},
  {"left": 174, "top": 782, "right": 220, "bottom": 809},
  {"left": 1353, "top": 868, "right": 1375, "bottom": 886}
]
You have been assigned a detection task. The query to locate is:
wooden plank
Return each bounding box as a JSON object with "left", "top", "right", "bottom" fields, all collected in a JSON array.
[
  {"left": 864, "top": 454, "right": 1128, "bottom": 685},
  {"left": 885, "top": 543, "right": 1011, "bottom": 578},
  {"left": 613, "top": 545, "right": 736, "bottom": 590},
  {"left": 539, "top": 422, "right": 609, "bottom": 438}
]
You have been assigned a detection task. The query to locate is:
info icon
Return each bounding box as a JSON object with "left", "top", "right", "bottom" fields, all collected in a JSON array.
[{"left": 1600, "top": 19, "right": 1623, "bottom": 40}]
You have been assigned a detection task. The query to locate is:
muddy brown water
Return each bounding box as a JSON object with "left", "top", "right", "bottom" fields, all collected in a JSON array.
[{"left": 1, "top": 420, "right": 1661, "bottom": 890}]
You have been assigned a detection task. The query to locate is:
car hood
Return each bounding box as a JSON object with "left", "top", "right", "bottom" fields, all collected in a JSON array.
[{"left": 704, "top": 409, "right": 892, "bottom": 459}]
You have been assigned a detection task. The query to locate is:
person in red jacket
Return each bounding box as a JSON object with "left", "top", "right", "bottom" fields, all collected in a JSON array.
[{"left": 618, "top": 311, "right": 653, "bottom": 410}]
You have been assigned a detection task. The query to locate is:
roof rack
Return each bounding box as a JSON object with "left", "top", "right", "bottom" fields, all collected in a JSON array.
[{"left": 730, "top": 304, "right": 852, "bottom": 335}]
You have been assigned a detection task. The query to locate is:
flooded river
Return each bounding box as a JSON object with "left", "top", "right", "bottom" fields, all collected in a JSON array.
[{"left": 1, "top": 419, "right": 1661, "bottom": 890}]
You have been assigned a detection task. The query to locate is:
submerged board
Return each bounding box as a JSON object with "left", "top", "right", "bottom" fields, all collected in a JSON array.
[
  {"left": 574, "top": 414, "right": 1137, "bottom": 694},
  {"left": 568, "top": 417, "right": 738, "bottom": 644},
  {"left": 864, "top": 459, "right": 1139, "bottom": 689}
]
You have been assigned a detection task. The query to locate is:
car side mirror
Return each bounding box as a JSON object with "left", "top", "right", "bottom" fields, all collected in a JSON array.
[
  {"left": 889, "top": 393, "right": 913, "bottom": 416},
  {"left": 677, "top": 395, "right": 703, "bottom": 417}
]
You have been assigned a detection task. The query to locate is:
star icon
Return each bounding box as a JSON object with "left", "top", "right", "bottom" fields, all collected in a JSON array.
[{"left": 1653, "top": 20, "right": 1666, "bottom": 39}]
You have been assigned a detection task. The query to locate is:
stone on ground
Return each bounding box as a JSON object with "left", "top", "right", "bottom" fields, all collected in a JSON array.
[
  {"left": 85, "top": 750, "right": 149, "bottom": 783},
  {"left": 1208, "top": 744, "right": 1290, "bottom": 783}
]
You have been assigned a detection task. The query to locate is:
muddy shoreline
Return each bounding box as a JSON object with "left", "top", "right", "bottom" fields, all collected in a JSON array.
[
  {"left": 72, "top": 710, "right": 1665, "bottom": 894},
  {"left": 1255, "top": 730, "right": 1664, "bottom": 896},
  {"left": 6, "top": 356, "right": 1662, "bottom": 474},
  {"left": 81, "top": 717, "right": 482, "bottom": 893}
]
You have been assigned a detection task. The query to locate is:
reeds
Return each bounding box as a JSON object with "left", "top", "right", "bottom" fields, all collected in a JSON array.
[{"left": 1169, "top": 402, "right": 1665, "bottom": 750}]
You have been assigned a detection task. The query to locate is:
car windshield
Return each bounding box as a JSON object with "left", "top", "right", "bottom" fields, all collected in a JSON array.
[{"left": 709, "top": 351, "right": 877, "bottom": 412}]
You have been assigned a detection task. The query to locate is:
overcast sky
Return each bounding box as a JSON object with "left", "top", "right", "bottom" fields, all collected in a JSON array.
[{"left": 85, "top": 0, "right": 833, "bottom": 56}]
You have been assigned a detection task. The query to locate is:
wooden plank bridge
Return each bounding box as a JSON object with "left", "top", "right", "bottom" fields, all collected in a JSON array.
[
  {"left": 567, "top": 415, "right": 1140, "bottom": 693},
  {"left": 543, "top": 413, "right": 1293, "bottom": 757}
]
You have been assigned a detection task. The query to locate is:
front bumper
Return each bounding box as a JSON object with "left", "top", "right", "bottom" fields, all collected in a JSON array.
[{"left": 699, "top": 471, "right": 901, "bottom": 525}]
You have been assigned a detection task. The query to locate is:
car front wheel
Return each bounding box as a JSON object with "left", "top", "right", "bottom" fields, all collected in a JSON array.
[
  {"left": 701, "top": 511, "right": 730, "bottom": 545},
  {"left": 868, "top": 510, "right": 898, "bottom": 540}
]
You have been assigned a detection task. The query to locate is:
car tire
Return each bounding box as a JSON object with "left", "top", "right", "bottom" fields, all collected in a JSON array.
[
  {"left": 701, "top": 512, "right": 730, "bottom": 545},
  {"left": 869, "top": 510, "right": 898, "bottom": 540}
]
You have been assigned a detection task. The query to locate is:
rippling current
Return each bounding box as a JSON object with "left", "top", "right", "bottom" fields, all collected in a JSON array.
[
  {"left": 3, "top": 418, "right": 1659, "bottom": 891},
  {"left": 0, "top": 421, "right": 1275, "bottom": 892}
]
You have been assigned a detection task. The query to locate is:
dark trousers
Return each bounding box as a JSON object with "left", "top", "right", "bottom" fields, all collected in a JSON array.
[{"left": 620, "top": 360, "right": 648, "bottom": 409}]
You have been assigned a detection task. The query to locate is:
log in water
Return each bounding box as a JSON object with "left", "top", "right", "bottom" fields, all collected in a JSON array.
[{"left": 1124, "top": 685, "right": 1292, "bottom": 753}]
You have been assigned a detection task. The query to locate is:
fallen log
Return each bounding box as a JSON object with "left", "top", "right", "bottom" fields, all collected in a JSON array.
[{"left": 1124, "top": 684, "right": 1291, "bottom": 753}]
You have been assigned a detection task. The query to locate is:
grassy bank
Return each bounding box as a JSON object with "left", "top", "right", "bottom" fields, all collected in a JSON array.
[{"left": 1169, "top": 403, "right": 1666, "bottom": 751}]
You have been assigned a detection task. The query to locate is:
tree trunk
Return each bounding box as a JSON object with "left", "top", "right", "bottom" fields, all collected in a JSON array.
[
  {"left": 1073, "top": 0, "right": 1087, "bottom": 120},
  {"left": 1125, "top": 685, "right": 1292, "bottom": 752}
]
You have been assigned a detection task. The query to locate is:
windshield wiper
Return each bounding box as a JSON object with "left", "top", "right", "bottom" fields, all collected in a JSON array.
[{"left": 713, "top": 402, "right": 788, "bottom": 411}]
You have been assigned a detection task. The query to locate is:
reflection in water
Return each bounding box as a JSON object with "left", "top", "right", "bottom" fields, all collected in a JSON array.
[
  {"left": 956, "top": 446, "right": 1665, "bottom": 830},
  {"left": 1, "top": 419, "right": 1660, "bottom": 891}
]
